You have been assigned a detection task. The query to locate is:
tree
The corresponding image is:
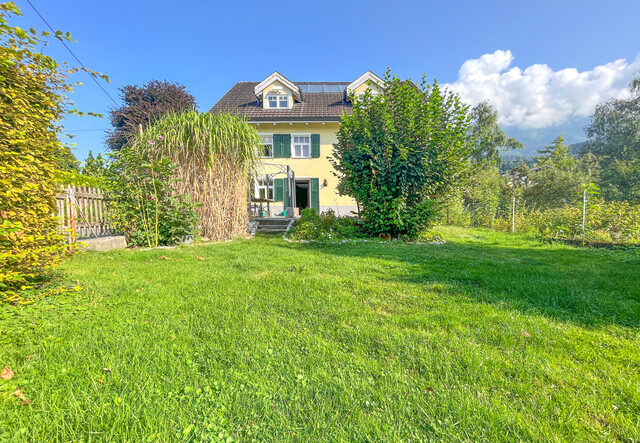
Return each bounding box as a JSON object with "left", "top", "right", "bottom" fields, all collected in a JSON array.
[
  {"left": 332, "top": 73, "right": 471, "bottom": 238},
  {"left": 584, "top": 75, "right": 640, "bottom": 202},
  {"left": 467, "top": 101, "right": 523, "bottom": 165},
  {"left": 106, "top": 80, "right": 196, "bottom": 151},
  {"left": 81, "top": 150, "right": 109, "bottom": 178},
  {"left": 521, "top": 136, "right": 590, "bottom": 210}
]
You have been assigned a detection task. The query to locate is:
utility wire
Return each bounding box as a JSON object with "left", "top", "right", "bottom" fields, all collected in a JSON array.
[
  {"left": 25, "top": 0, "right": 119, "bottom": 106},
  {"left": 66, "top": 128, "right": 111, "bottom": 132}
]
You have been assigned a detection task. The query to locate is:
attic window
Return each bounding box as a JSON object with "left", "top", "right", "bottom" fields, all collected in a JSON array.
[{"left": 266, "top": 93, "right": 289, "bottom": 109}]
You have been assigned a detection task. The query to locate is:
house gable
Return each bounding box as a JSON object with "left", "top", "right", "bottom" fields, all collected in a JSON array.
[
  {"left": 254, "top": 72, "right": 302, "bottom": 110},
  {"left": 346, "top": 71, "right": 384, "bottom": 99}
]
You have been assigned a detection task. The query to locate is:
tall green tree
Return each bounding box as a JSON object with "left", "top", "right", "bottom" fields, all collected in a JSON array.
[
  {"left": 467, "top": 101, "right": 523, "bottom": 165},
  {"left": 107, "top": 80, "right": 196, "bottom": 151},
  {"left": 584, "top": 75, "right": 640, "bottom": 202},
  {"left": 332, "top": 73, "right": 471, "bottom": 238},
  {"left": 521, "top": 136, "right": 590, "bottom": 210}
]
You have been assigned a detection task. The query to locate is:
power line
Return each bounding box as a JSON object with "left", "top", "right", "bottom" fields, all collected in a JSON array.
[
  {"left": 25, "top": 0, "right": 119, "bottom": 106},
  {"left": 66, "top": 128, "right": 111, "bottom": 132}
]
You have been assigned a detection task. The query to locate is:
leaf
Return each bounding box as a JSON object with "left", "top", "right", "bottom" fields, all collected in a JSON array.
[
  {"left": 103, "top": 367, "right": 112, "bottom": 373},
  {"left": 195, "top": 256, "right": 205, "bottom": 261},
  {"left": 158, "top": 256, "right": 171, "bottom": 260},
  {"left": 13, "top": 388, "right": 29, "bottom": 405},
  {"left": 1, "top": 366, "right": 14, "bottom": 380},
  {"left": 523, "top": 331, "right": 531, "bottom": 338}
]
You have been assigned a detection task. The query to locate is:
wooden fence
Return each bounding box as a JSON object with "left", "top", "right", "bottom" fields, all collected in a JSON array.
[{"left": 55, "top": 186, "right": 113, "bottom": 240}]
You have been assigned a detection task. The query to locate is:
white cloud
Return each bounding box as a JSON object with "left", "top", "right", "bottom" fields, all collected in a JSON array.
[{"left": 445, "top": 50, "right": 640, "bottom": 129}]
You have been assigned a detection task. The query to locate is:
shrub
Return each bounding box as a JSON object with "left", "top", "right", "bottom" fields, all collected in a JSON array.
[
  {"left": 0, "top": 4, "right": 94, "bottom": 300},
  {"left": 106, "top": 147, "right": 200, "bottom": 247},
  {"left": 332, "top": 72, "right": 470, "bottom": 239},
  {"left": 290, "top": 209, "right": 360, "bottom": 240}
]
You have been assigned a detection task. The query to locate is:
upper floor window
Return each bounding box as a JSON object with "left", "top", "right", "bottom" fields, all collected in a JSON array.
[
  {"left": 259, "top": 134, "right": 273, "bottom": 157},
  {"left": 292, "top": 134, "right": 311, "bottom": 158},
  {"left": 266, "top": 94, "right": 289, "bottom": 109}
]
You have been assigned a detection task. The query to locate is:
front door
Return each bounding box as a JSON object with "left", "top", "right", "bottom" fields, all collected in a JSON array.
[{"left": 295, "top": 180, "right": 310, "bottom": 210}]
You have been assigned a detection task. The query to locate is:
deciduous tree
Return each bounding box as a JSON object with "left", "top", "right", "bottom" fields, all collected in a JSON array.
[
  {"left": 332, "top": 73, "right": 471, "bottom": 238},
  {"left": 107, "top": 80, "right": 196, "bottom": 151}
]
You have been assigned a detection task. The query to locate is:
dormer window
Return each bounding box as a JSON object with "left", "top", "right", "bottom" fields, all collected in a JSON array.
[{"left": 266, "top": 93, "right": 289, "bottom": 109}]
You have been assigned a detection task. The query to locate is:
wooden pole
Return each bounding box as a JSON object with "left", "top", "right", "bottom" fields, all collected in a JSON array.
[
  {"left": 512, "top": 195, "right": 516, "bottom": 234},
  {"left": 582, "top": 188, "right": 587, "bottom": 239}
]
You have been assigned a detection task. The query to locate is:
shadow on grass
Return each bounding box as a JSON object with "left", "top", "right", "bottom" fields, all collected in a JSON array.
[{"left": 276, "top": 237, "right": 640, "bottom": 329}]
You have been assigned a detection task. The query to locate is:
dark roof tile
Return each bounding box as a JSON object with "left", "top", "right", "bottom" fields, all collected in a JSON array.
[{"left": 209, "top": 82, "right": 353, "bottom": 121}]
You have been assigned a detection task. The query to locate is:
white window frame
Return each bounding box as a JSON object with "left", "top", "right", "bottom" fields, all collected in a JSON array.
[
  {"left": 253, "top": 177, "right": 274, "bottom": 200},
  {"left": 258, "top": 133, "right": 274, "bottom": 158},
  {"left": 265, "top": 93, "right": 289, "bottom": 109},
  {"left": 291, "top": 133, "right": 311, "bottom": 158}
]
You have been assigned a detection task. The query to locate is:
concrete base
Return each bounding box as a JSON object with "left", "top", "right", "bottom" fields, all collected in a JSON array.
[{"left": 81, "top": 235, "right": 127, "bottom": 252}]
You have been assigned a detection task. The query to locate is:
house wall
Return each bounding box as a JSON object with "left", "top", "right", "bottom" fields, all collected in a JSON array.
[{"left": 252, "top": 122, "right": 358, "bottom": 216}]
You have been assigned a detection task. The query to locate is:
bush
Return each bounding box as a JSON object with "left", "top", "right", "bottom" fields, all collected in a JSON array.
[
  {"left": 332, "top": 73, "right": 470, "bottom": 239},
  {"left": 290, "top": 209, "right": 361, "bottom": 240},
  {"left": 106, "top": 147, "right": 200, "bottom": 247},
  {"left": 488, "top": 200, "right": 640, "bottom": 244},
  {"left": 0, "top": 4, "right": 83, "bottom": 301}
]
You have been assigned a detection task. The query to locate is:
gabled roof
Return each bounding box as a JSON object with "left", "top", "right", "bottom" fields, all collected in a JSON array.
[
  {"left": 210, "top": 71, "right": 383, "bottom": 121},
  {"left": 254, "top": 71, "right": 302, "bottom": 102},
  {"left": 210, "top": 82, "right": 352, "bottom": 121},
  {"left": 346, "top": 71, "right": 384, "bottom": 96}
]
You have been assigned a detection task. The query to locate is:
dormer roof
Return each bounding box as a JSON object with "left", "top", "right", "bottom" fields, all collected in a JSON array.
[
  {"left": 346, "top": 71, "right": 384, "bottom": 96},
  {"left": 254, "top": 71, "right": 302, "bottom": 102}
]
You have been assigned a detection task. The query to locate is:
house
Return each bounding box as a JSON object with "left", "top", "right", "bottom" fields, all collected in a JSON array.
[{"left": 210, "top": 71, "right": 383, "bottom": 217}]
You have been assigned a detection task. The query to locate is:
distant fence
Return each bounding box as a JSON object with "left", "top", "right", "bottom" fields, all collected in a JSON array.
[{"left": 55, "top": 186, "right": 114, "bottom": 240}]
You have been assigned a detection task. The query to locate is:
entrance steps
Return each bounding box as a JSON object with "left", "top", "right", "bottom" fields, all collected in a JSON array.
[{"left": 255, "top": 217, "right": 296, "bottom": 234}]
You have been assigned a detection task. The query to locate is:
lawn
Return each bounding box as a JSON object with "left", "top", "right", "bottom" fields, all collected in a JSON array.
[{"left": 1, "top": 227, "right": 639, "bottom": 441}]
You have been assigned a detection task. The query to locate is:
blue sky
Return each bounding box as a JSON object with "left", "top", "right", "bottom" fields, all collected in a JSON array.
[{"left": 11, "top": 0, "right": 640, "bottom": 160}]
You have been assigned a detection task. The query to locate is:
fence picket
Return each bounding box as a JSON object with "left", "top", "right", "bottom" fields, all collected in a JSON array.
[{"left": 55, "top": 186, "right": 113, "bottom": 241}]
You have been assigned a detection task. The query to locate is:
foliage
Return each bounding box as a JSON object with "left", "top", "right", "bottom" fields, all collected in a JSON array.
[
  {"left": 0, "top": 2, "right": 103, "bottom": 301},
  {"left": 466, "top": 101, "right": 523, "bottom": 165},
  {"left": 459, "top": 163, "right": 509, "bottom": 228},
  {"left": 54, "top": 145, "right": 79, "bottom": 172},
  {"left": 105, "top": 147, "right": 200, "bottom": 247},
  {"left": 81, "top": 150, "right": 109, "bottom": 179},
  {"left": 107, "top": 80, "right": 196, "bottom": 151},
  {"left": 289, "top": 208, "right": 360, "bottom": 240},
  {"left": 133, "top": 111, "right": 260, "bottom": 240},
  {"left": 584, "top": 74, "right": 640, "bottom": 203},
  {"left": 333, "top": 72, "right": 471, "bottom": 238},
  {"left": 519, "top": 136, "right": 592, "bottom": 210},
  {"left": 1, "top": 231, "right": 639, "bottom": 440}
]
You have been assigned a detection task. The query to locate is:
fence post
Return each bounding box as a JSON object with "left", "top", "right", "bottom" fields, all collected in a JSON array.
[
  {"left": 582, "top": 188, "right": 587, "bottom": 239},
  {"left": 512, "top": 195, "right": 516, "bottom": 234},
  {"left": 66, "top": 185, "right": 77, "bottom": 244}
]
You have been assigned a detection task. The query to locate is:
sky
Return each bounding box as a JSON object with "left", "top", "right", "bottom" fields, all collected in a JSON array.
[{"left": 10, "top": 0, "right": 640, "bottom": 161}]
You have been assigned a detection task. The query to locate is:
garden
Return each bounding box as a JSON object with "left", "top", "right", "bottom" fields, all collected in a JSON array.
[
  {"left": 1, "top": 2, "right": 640, "bottom": 441},
  {"left": 1, "top": 228, "right": 639, "bottom": 441}
]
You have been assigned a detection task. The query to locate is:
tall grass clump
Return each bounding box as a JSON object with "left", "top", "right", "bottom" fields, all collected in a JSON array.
[{"left": 134, "top": 111, "right": 260, "bottom": 240}]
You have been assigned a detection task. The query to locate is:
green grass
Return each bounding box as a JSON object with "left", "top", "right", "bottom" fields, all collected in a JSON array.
[{"left": 1, "top": 227, "right": 639, "bottom": 441}]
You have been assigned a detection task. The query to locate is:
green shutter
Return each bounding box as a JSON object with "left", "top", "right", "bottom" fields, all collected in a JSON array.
[
  {"left": 273, "top": 134, "right": 291, "bottom": 158},
  {"left": 274, "top": 178, "right": 283, "bottom": 201},
  {"left": 310, "top": 178, "right": 320, "bottom": 213},
  {"left": 311, "top": 134, "right": 320, "bottom": 158}
]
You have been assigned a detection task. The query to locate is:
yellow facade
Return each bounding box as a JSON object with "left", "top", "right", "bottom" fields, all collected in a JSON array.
[
  {"left": 260, "top": 80, "right": 295, "bottom": 110},
  {"left": 252, "top": 122, "right": 358, "bottom": 216}
]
